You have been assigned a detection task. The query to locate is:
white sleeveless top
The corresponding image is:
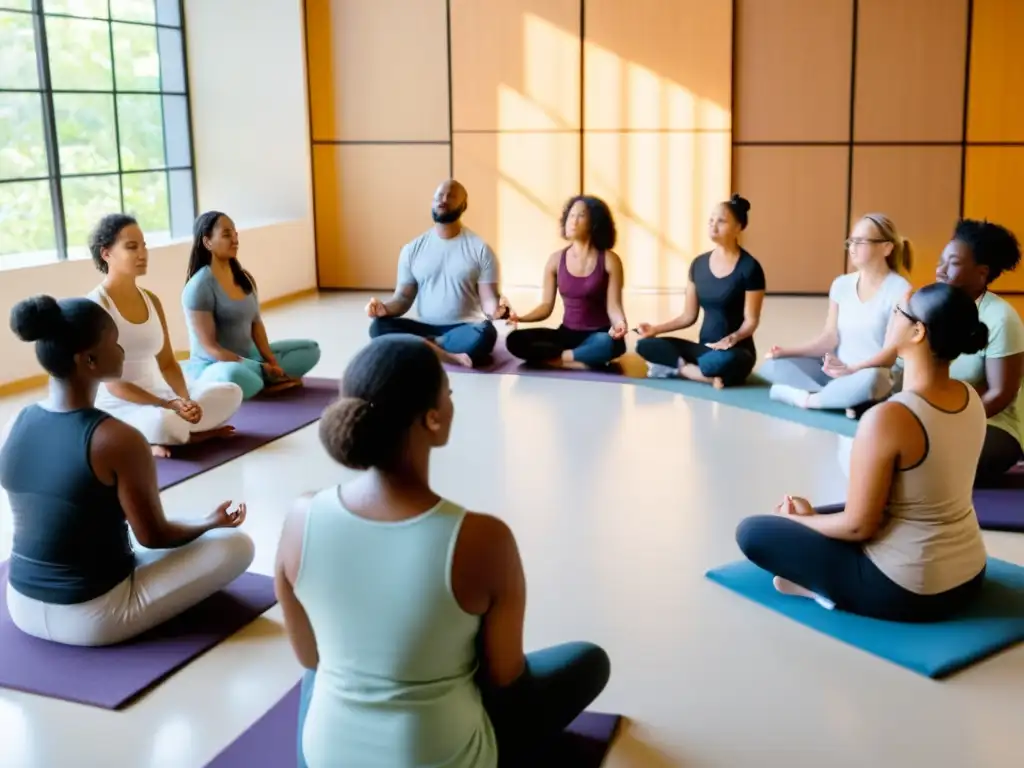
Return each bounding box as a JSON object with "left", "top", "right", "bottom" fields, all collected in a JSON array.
[
  {"left": 863, "top": 385, "right": 988, "bottom": 595},
  {"left": 88, "top": 285, "right": 171, "bottom": 404}
]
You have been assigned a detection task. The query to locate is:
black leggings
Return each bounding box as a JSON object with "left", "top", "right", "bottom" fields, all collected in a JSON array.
[
  {"left": 635, "top": 337, "right": 755, "bottom": 386},
  {"left": 975, "top": 424, "right": 1024, "bottom": 487},
  {"left": 736, "top": 505, "right": 986, "bottom": 623},
  {"left": 505, "top": 326, "right": 626, "bottom": 368}
]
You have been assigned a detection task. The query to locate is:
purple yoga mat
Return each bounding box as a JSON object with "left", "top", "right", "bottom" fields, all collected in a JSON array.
[
  {"left": 156, "top": 377, "right": 339, "bottom": 490},
  {"left": 207, "top": 682, "right": 621, "bottom": 768},
  {"left": 974, "top": 488, "right": 1024, "bottom": 532},
  {"left": 0, "top": 561, "right": 277, "bottom": 709}
]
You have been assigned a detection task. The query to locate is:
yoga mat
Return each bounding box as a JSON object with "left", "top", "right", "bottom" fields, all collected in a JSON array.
[
  {"left": 974, "top": 488, "right": 1024, "bottom": 532},
  {"left": 156, "top": 377, "right": 338, "bottom": 490},
  {"left": 706, "top": 557, "right": 1024, "bottom": 679},
  {"left": 446, "top": 338, "right": 858, "bottom": 437},
  {"left": 0, "top": 561, "right": 277, "bottom": 709},
  {"left": 207, "top": 681, "right": 622, "bottom": 768}
]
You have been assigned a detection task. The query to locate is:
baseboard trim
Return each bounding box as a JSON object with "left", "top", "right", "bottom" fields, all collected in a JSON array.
[{"left": 0, "top": 287, "right": 320, "bottom": 397}]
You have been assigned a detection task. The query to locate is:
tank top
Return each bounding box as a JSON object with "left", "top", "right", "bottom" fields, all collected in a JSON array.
[
  {"left": 863, "top": 385, "right": 988, "bottom": 595},
  {"left": 293, "top": 489, "right": 498, "bottom": 768},
  {"left": 558, "top": 248, "right": 611, "bottom": 331},
  {"left": 0, "top": 406, "right": 135, "bottom": 605},
  {"left": 88, "top": 285, "right": 169, "bottom": 404}
]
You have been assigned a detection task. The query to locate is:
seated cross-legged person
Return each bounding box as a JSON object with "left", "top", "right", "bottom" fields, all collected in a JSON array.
[
  {"left": 182, "top": 211, "right": 322, "bottom": 400},
  {"left": 85, "top": 213, "right": 243, "bottom": 458},
  {"left": 274, "top": 335, "right": 611, "bottom": 767},
  {"left": 735, "top": 283, "right": 990, "bottom": 622},
  {"left": 505, "top": 195, "right": 628, "bottom": 369},
  {"left": 760, "top": 214, "right": 912, "bottom": 412},
  {"left": 366, "top": 180, "right": 509, "bottom": 368},
  {"left": 635, "top": 195, "right": 765, "bottom": 388},
  {"left": 0, "top": 295, "right": 254, "bottom": 647}
]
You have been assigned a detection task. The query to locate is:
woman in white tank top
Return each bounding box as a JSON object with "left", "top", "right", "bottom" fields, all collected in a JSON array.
[
  {"left": 85, "top": 215, "right": 243, "bottom": 456},
  {"left": 737, "top": 282, "right": 990, "bottom": 622}
]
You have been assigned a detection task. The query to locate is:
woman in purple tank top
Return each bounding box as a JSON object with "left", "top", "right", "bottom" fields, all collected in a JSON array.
[{"left": 505, "top": 196, "right": 628, "bottom": 369}]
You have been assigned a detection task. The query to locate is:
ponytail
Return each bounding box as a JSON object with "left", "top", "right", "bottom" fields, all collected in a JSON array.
[{"left": 886, "top": 237, "right": 912, "bottom": 275}]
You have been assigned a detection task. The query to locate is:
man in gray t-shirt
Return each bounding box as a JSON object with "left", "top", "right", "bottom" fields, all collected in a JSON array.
[{"left": 367, "top": 180, "right": 511, "bottom": 367}]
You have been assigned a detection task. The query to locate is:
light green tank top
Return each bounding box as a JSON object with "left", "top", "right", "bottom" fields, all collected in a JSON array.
[{"left": 294, "top": 488, "right": 498, "bottom": 768}]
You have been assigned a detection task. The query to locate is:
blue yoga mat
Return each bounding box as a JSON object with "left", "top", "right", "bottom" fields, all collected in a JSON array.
[{"left": 706, "top": 557, "right": 1024, "bottom": 679}]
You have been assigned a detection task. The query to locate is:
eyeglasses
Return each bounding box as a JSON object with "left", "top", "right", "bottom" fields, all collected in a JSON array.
[
  {"left": 845, "top": 237, "right": 888, "bottom": 250},
  {"left": 893, "top": 305, "right": 920, "bottom": 323}
]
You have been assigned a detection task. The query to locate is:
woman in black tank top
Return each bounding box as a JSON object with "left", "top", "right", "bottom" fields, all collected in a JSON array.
[{"left": 0, "top": 295, "right": 253, "bottom": 647}]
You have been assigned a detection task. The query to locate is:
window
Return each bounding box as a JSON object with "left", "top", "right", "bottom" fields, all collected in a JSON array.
[{"left": 0, "top": 0, "right": 195, "bottom": 270}]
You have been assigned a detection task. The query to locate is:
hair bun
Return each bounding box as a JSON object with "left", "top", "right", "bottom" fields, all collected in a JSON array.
[
  {"left": 729, "top": 194, "right": 751, "bottom": 214},
  {"left": 10, "top": 295, "right": 64, "bottom": 343},
  {"left": 319, "top": 396, "right": 378, "bottom": 470},
  {"left": 965, "top": 320, "right": 990, "bottom": 355}
]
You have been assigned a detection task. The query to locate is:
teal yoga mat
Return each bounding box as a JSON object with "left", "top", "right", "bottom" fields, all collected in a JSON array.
[{"left": 706, "top": 558, "right": 1024, "bottom": 678}]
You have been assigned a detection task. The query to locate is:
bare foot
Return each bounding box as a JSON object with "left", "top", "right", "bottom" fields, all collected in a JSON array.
[
  {"left": 424, "top": 341, "right": 474, "bottom": 368},
  {"left": 679, "top": 362, "right": 717, "bottom": 385},
  {"left": 262, "top": 378, "right": 303, "bottom": 395},
  {"left": 151, "top": 445, "right": 172, "bottom": 458},
  {"left": 188, "top": 425, "right": 236, "bottom": 444},
  {"left": 773, "top": 576, "right": 836, "bottom": 609},
  {"left": 712, "top": 377, "right": 725, "bottom": 390}
]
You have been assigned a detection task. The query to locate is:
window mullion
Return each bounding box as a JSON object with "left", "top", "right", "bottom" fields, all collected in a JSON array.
[{"left": 31, "top": 0, "right": 68, "bottom": 260}]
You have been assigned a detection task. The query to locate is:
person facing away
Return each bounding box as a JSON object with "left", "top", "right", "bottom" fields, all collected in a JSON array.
[
  {"left": 181, "top": 210, "right": 322, "bottom": 400},
  {"left": 635, "top": 194, "right": 766, "bottom": 388},
  {"left": 365, "top": 180, "right": 511, "bottom": 368},
  {"left": 85, "top": 213, "right": 243, "bottom": 458},
  {"left": 735, "top": 283, "right": 989, "bottom": 622},
  {"left": 504, "top": 195, "right": 629, "bottom": 369},
  {"left": 842, "top": 219, "right": 1024, "bottom": 485},
  {"left": 274, "top": 335, "right": 611, "bottom": 768},
  {"left": 0, "top": 295, "right": 253, "bottom": 647},
  {"left": 759, "top": 213, "right": 912, "bottom": 412}
]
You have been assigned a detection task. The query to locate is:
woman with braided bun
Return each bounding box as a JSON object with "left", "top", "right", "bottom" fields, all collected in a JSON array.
[{"left": 273, "top": 334, "right": 610, "bottom": 767}]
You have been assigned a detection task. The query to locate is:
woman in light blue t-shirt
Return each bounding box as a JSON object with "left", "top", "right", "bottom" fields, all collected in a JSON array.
[{"left": 181, "top": 211, "right": 321, "bottom": 400}]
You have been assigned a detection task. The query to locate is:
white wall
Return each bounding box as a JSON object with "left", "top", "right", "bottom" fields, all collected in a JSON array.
[{"left": 1, "top": 0, "right": 316, "bottom": 385}]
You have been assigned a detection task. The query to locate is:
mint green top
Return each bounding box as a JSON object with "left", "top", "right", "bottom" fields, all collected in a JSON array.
[
  {"left": 294, "top": 488, "right": 498, "bottom": 768},
  {"left": 949, "top": 291, "right": 1024, "bottom": 447}
]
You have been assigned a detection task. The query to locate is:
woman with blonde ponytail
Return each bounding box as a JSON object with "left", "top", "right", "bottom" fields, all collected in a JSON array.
[{"left": 759, "top": 214, "right": 912, "bottom": 412}]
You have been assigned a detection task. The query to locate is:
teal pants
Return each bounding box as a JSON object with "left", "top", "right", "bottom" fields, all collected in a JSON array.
[{"left": 189, "top": 339, "right": 321, "bottom": 400}]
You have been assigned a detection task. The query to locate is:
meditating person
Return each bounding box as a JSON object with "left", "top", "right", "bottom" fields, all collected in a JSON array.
[
  {"left": 0, "top": 295, "right": 254, "bottom": 647},
  {"left": 274, "top": 335, "right": 611, "bottom": 768},
  {"left": 365, "top": 180, "right": 510, "bottom": 368},
  {"left": 85, "top": 213, "right": 243, "bottom": 457},
  {"left": 634, "top": 195, "right": 765, "bottom": 388},
  {"left": 735, "top": 282, "right": 989, "bottom": 622},
  {"left": 504, "top": 195, "right": 628, "bottom": 369},
  {"left": 182, "top": 211, "right": 322, "bottom": 399},
  {"left": 759, "top": 214, "right": 912, "bottom": 412}
]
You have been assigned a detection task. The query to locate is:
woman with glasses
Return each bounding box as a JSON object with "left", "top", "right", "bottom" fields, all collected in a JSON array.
[
  {"left": 736, "top": 283, "right": 990, "bottom": 622},
  {"left": 758, "top": 214, "right": 911, "bottom": 413}
]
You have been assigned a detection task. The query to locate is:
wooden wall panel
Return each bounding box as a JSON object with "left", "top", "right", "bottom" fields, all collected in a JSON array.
[
  {"left": 967, "top": 0, "right": 1024, "bottom": 142},
  {"left": 449, "top": 0, "right": 580, "bottom": 132},
  {"left": 583, "top": 0, "right": 731, "bottom": 132},
  {"left": 849, "top": 147, "right": 962, "bottom": 288},
  {"left": 584, "top": 131, "right": 731, "bottom": 290},
  {"left": 963, "top": 148, "right": 1024, "bottom": 292},
  {"left": 853, "top": 0, "right": 968, "bottom": 142},
  {"left": 452, "top": 132, "right": 580, "bottom": 289},
  {"left": 734, "top": 0, "right": 853, "bottom": 143},
  {"left": 306, "top": 0, "right": 449, "bottom": 142},
  {"left": 314, "top": 144, "right": 451, "bottom": 289},
  {"left": 732, "top": 146, "right": 849, "bottom": 294}
]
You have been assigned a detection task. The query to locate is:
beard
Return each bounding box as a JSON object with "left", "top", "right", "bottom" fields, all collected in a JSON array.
[{"left": 432, "top": 204, "right": 465, "bottom": 224}]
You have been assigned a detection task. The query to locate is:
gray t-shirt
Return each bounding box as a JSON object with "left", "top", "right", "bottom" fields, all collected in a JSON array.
[
  {"left": 182, "top": 265, "right": 260, "bottom": 363},
  {"left": 397, "top": 228, "right": 499, "bottom": 325}
]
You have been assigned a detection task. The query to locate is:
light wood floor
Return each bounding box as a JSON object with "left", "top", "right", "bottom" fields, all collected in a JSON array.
[{"left": 1, "top": 291, "right": 1023, "bottom": 768}]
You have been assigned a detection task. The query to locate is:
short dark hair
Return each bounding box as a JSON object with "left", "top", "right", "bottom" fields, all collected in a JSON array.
[
  {"left": 88, "top": 213, "right": 138, "bottom": 274},
  {"left": 319, "top": 335, "right": 446, "bottom": 471},
  {"left": 724, "top": 194, "right": 751, "bottom": 230},
  {"left": 952, "top": 219, "right": 1022, "bottom": 285},
  {"left": 186, "top": 210, "right": 254, "bottom": 294},
  {"left": 908, "top": 282, "right": 989, "bottom": 362},
  {"left": 560, "top": 195, "right": 617, "bottom": 251},
  {"left": 10, "top": 295, "right": 113, "bottom": 379}
]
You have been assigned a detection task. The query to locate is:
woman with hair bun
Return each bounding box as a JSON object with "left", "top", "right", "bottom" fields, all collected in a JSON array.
[
  {"left": 635, "top": 194, "right": 766, "bottom": 388},
  {"left": 0, "top": 296, "right": 253, "bottom": 647},
  {"left": 274, "top": 334, "right": 611, "bottom": 768},
  {"left": 736, "top": 283, "right": 990, "bottom": 622}
]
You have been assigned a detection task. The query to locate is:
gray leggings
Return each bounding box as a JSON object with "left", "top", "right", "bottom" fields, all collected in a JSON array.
[{"left": 759, "top": 356, "right": 895, "bottom": 410}]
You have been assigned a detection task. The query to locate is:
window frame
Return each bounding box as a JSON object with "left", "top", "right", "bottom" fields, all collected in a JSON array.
[{"left": 0, "top": 0, "right": 197, "bottom": 263}]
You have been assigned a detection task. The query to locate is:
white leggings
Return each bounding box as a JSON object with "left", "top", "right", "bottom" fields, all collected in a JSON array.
[
  {"left": 759, "top": 356, "right": 896, "bottom": 410},
  {"left": 5, "top": 528, "right": 255, "bottom": 647},
  {"left": 100, "top": 381, "right": 243, "bottom": 446}
]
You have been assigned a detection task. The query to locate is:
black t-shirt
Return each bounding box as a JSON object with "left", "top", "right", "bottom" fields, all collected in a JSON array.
[{"left": 689, "top": 249, "right": 766, "bottom": 353}]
